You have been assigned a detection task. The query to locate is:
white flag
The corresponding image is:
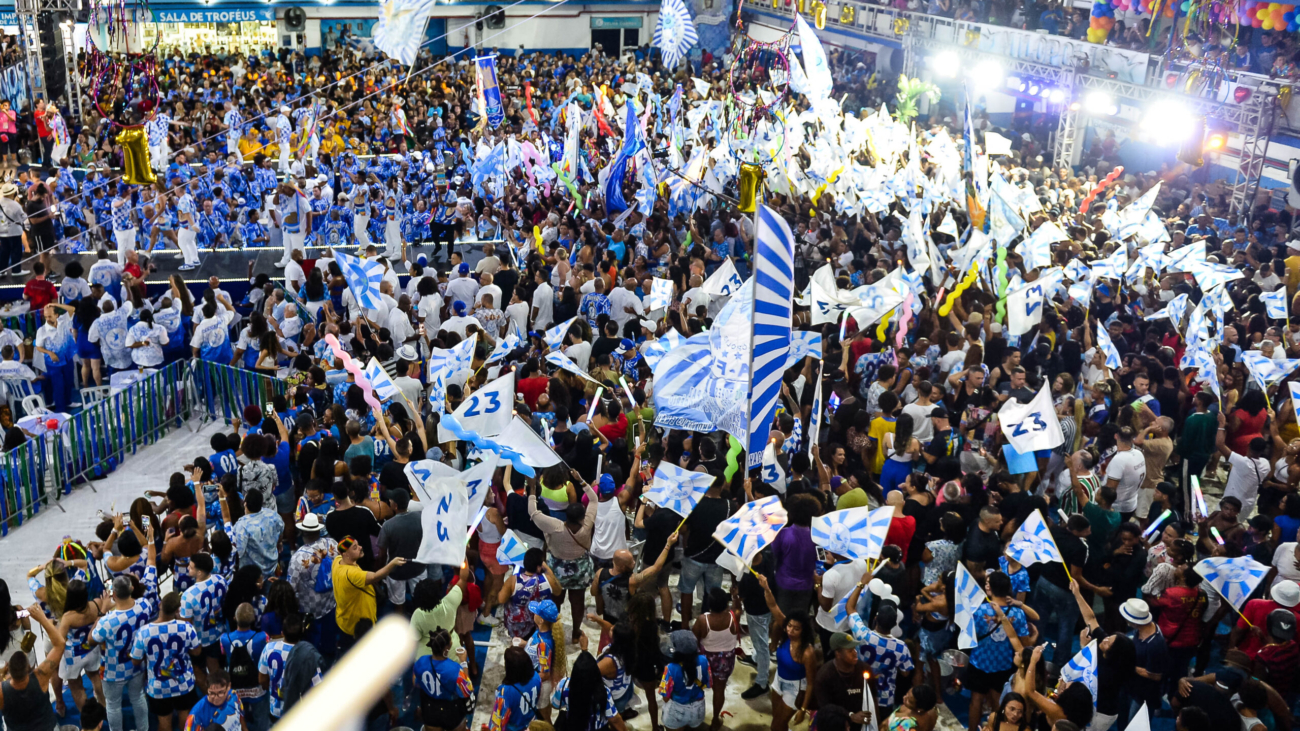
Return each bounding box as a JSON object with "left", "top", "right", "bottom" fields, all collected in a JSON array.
[
  {"left": 437, "top": 371, "right": 515, "bottom": 442},
  {"left": 415, "top": 475, "right": 469, "bottom": 566},
  {"left": 461, "top": 452, "right": 501, "bottom": 519},
  {"left": 1006, "top": 279, "right": 1047, "bottom": 337},
  {"left": 998, "top": 383, "right": 1064, "bottom": 453},
  {"left": 703, "top": 258, "right": 744, "bottom": 297},
  {"left": 647, "top": 278, "right": 674, "bottom": 313},
  {"left": 761, "top": 441, "right": 787, "bottom": 495}
]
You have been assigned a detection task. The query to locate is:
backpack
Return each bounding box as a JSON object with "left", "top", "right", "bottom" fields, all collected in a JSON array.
[
  {"left": 227, "top": 635, "right": 260, "bottom": 695},
  {"left": 314, "top": 553, "right": 334, "bottom": 593}
]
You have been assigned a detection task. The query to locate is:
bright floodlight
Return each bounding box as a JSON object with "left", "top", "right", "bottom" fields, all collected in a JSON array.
[
  {"left": 972, "top": 59, "right": 1004, "bottom": 90},
  {"left": 1029, "top": 84, "right": 1040, "bottom": 95},
  {"left": 930, "top": 51, "right": 959, "bottom": 78},
  {"left": 1085, "top": 91, "right": 1116, "bottom": 115},
  {"left": 1048, "top": 89, "right": 1066, "bottom": 104},
  {"left": 1142, "top": 99, "right": 1195, "bottom": 140}
]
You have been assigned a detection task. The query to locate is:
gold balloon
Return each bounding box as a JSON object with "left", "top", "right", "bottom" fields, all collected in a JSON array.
[
  {"left": 738, "top": 162, "right": 765, "bottom": 213},
  {"left": 115, "top": 126, "right": 155, "bottom": 186},
  {"left": 839, "top": 4, "right": 856, "bottom": 23},
  {"left": 812, "top": 0, "right": 827, "bottom": 28}
]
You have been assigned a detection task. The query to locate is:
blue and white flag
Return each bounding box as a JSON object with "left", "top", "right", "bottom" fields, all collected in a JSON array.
[
  {"left": 1144, "top": 293, "right": 1188, "bottom": 325},
  {"left": 646, "top": 463, "right": 714, "bottom": 518},
  {"left": 1242, "top": 350, "right": 1300, "bottom": 390},
  {"left": 438, "top": 413, "right": 536, "bottom": 477},
  {"left": 647, "top": 278, "right": 674, "bottom": 313},
  {"left": 653, "top": 0, "right": 698, "bottom": 69},
  {"left": 487, "top": 329, "right": 522, "bottom": 364},
  {"left": 1262, "top": 289, "right": 1289, "bottom": 320},
  {"left": 746, "top": 205, "right": 795, "bottom": 469},
  {"left": 544, "top": 316, "right": 577, "bottom": 351},
  {"left": 373, "top": 0, "right": 437, "bottom": 66},
  {"left": 427, "top": 368, "right": 446, "bottom": 414},
  {"left": 1126, "top": 243, "right": 1167, "bottom": 283},
  {"left": 1064, "top": 259, "right": 1091, "bottom": 283},
  {"left": 712, "top": 495, "right": 789, "bottom": 563},
  {"left": 810, "top": 506, "right": 891, "bottom": 561},
  {"left": 1166, "top": 243, "right": 1206, "bottom": 272},
  {"left": 787, "top": 417, "right": 803, "bottom": 454},
  {"left": 1006, "top": 279, "right": 1046, "bottom": 337},
  {"left": 1020, "top": 221, "right": 1065, "bottom": 272},
  {"left": 415, "top": 472, "right": 469, "bottom": 566},
  {"left": 545, "top": 350, "right": 600, "bottom": 383},
  {"left": 334, "top": 251, "right": 384, "bottom": 311},
  {"left": 703, "top": 258, "right": 744, "bottom": 297},
  {"left": 1060, "top": 640, "right": 1099, "bottom": 701},
  {"left": 496, "top": 529, "right": 529, "bottom": 568},
  {"left": 1091, "top": 245, "right": 1129, "bottom": 282},
  {"left": 1067, "top": 280, "right": 1093, "bottom": 310},
  {"left": 1181, "top": 342, "right": 1221, "bottom": 397},
  {"left": 438, "top": 371, "right": 514, "bottom": 442},
  {"left": 1195, "top": 556, "right": 1270, "bottom": 611},
  {"left": 795, "top": 14, "right": 833, "bottom": 99},
  {"left": 1188, "top": 260, "right": 1245, "bottom": 291},
  {"left": 1095, "top": 322, "right": 1122, "bottom": 370},
  {"left": 642, "top": 328, "right": 685, "bottom": 370},
  {"left": 761, "top": 441, "right": 788, "bottom": 494},
  {"left": 603, "top": 101, "right": 647, "bottom": 214},
  {"left": 807, "top": 368, "right": 824, "bottom": 456},
  {"left": 787, "top": 331, "right": 823, "bottom": 365},
  {"left": 954, "top": 563, "right": 987, "bottom": 650},
  {"left": 362, "top": 357, "right": 400, "bottom": 402},
  {"left": 474, "top": 56, "right": 505, "bottom": 129},
  {"left": 1006, "top": 510, "right": 1064, "bottom": 567},
  {"left": 429, "top": 333, "right": 478, "bottom": 384},
  {"left": 471, "top": 142, "right": 506, "bottom": 191}
]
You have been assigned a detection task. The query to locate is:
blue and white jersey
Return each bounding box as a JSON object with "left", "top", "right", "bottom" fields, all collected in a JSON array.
[
  {"left": 279, "top": 192, "right": 307, "bottom": 235},
  {"left": 190, "top": 309, "right": 235, "bottom": 363},
  {"left": 93, "top": 569, "right": 158, "bottom": 682},
  {"left": 181, "top": 574, "right": 228, "bottom": 647},
  {"left": 317, "top": 218, "right": 348, "bottom": 248},
  {"left": 224, "top": 109, "right": 244, "bottom": 142},
  {"left": 275, "top": 114, "right": 292, "bottom": 145},
  {"left": 127, "top": 322, "right": 168, "bottom": 367},
  {"left": 153, "top": 300, "right": 184, "bottom": 347},
  {"left": 257, "top": 640, "right": 294, "bottom": 717},
  {"left": 60, "top": 277, "right": 92, "bottom": 303},
  {"left": 145, "top": 112, "right": 170, "bottom": 147},
  {"left": 33, "top": 314, "right": 76, "bottom": 372},
  {"left": 0, "top": 360, "right": 36, "bottom": 381},
  {"left": 110, "top": 197, "right": 135, "bottom": 231},
  {"left": 177, "top": 194, "right": 197, "bottom": 230},
  {"left": 89, "top": 259, "right": 123, "bottom": 290},
  {"left": 0, "top": 328, "right": 20, "bottom": 356},
  {"left": 130, "top": 619, "right": 200, "bottom": 698},
  {"left": 88, "top": 304, "right": 134, "bottom": 371}
]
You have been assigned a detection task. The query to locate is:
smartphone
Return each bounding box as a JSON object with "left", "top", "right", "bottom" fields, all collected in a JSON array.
[
  {"left": 816, "top": 547, "right": 829, "bottom": 564},
  {"left": 264, "top": 403, "right": 276, "bottom": 420},
  {"left": 828, "top": 392, "right": 841, "bottom": 414}
]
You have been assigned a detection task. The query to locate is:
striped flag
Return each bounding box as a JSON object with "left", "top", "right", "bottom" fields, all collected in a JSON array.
[
  {"left": 954, "top": 563, "right": 987, "bottom": 649},
  {"left": 373, "top": 0, "right": 438, "bottom": 66},
  {"left": 543, "top": 316, "right": 576, "bottom": 351},
  {"left": 712, "top": 496, "right": 789, "bottom": 563},
  {"left": 496, "top": 529, "right": 529, "bottom": 568},
  {"left": 1006, "top": 510, "right": 1063, "bottom": 567},
  {"left": 1262, "top": 289, "right": 1289, "bottom": 320},
  {"left": 653, "top": 0, "right": 698, "bottom": 69},
  {"left": 645, "top": 463, "right": 714, "bottom": 518},
  {"left": 810, "top": 506, "right": 890, "bottom": 560},
  {"left": 807, "top": 369, "right": 823, "bottom": 457},
  {"left": 1195, "top": 556, "right": 1270, "bottom": 611},
  {"left": 1060, "top": 639, "right": 1099, "bottom": 701},
  {"left": 334, "top": 251, "right": 384, "bottom": 311},
  {"left": 362, "top": 357, "right": 400, "bottom": 402},
  {"left": 1242, "top": 350, "right": 1300, "bottom": 390},
  {"left": 486, "top": 329, "right": 522, "bottom": 364},
  {"left": 745, "top": 205, "right": 795, "bottom": 469},
  {"left": 1095, "top": 322, "right": 1122, "bottom": 369}
]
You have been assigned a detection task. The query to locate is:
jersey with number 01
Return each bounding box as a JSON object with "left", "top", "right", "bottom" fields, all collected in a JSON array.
[
  {"left": 92, "top": 567, "right": 158, "bottom": 682},
  {"left": 489, "top": 676, "right": 540, "bottom": 731},
  {"left": 413, "top": 655, "right": 473, "bottom": 701},
  {"left": 131, "top": 619, "right": 200, "bottom": 698}
]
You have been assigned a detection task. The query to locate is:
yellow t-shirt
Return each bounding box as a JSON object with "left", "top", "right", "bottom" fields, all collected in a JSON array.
[
  {"left": 332, "top": 561, "right": 374, "bottom": 636},
  {"left": 1287, "top": 255, "right": 1300, "bottom": 294},
  {"left": 867, "top": 416, "right": 897, "bottom": 476}
]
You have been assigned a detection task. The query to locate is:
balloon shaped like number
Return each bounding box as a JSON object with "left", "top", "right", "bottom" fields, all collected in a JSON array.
[{"left": 939, "top": 263, "right": 980, "bottom": 317}]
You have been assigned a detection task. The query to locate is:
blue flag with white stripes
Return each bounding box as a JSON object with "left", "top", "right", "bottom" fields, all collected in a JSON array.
[
  {"left": 334, "top": 251, "right": 384, "bottom": 311},
  {"left": 1060, "top": 640, "right": 1099, "bottom": 702},
  {"left": 745, "top": 205, "right": 795, "bottom": 469}
]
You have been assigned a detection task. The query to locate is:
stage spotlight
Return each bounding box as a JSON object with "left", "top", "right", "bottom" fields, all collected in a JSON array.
[
  {"left": 1085, "top": 91, "right": 1117, "bottom": 115},
  {"left": 1207, "top": 133, "right": 1226, "bottom": 150},
  {"left": 972, "top": 59, "right": 1003, "bottom": 90},
  {"left": 1049, "top": 89, "right": 1066, "bottom": 104},
  {"left": 1029, "top": 84, "right": 1040, "bottom": 95},
  {"left": 1141, "top": 99, "right": 1194, "bottom": 141},
  {"left": 930, "top": 51, "right": 959, "bottom": 78}
]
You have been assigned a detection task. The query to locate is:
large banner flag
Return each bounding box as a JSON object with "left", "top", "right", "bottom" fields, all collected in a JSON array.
[
  {"left": 998, "top": 384, "right": 1064, "bottom": 453},
  {"left": 1194, "top": 556, "right": 1270, "bottom": 611},
  {"left": 1262, "top": 289, "right": 1289, "bottom": 320},
  {"left": 1006, "top": 510, "right": 1064, "bottom": 567},
  {"left": 1006, "top": 279, "right": 1046, "bottom": 336},
  {"left": 415, "top": 473, "right": 469, "bottom": 566},
  {"left": 334, "top": 251, "right": 384, "bottom": 311},
  {"left": 603, "top": 100, "right": 647, "bottom": 214},
  {"left": 713, "top": 495, "right": 789, "bottom": 563},
  {"left": 474, "top": 56, "right": 505, "bottom": 129},
  {"left": 373, "top": 0, "right": 438, "bottom": 65},
  {"left": 437, "top": 371, "right": 514, "bottom": 442},
  {"left": 653, "top": 0, "right": 698, "bottom": 69},
  {"left": 645, "top": 463, "right": 714, "bottom": 517},
  {"left": 954, "top": 563, "right": 987, "bottom": 649},
  {"left": 1060, "top": 640, "right": 1100, "bottom": 701},
  {"left": 1241, "top": 350, "right": 1300, "bottom": 390},
  {"left": 703, "top": 258, "right": 744, "bottom": 297},
  {"left": 641, "top": 328, "right": 685, "bottom": 369},
  {"left": 746, "top": 205, "right": 795, "bottom": 469},
  {"left": 362, "top": 358, "right": 400, "bottom": 402},
  {"left": 543, "top": 316, "right": 577, "bottom": 351},
  {"left": 810, "top": 506, "right": 891, "bottom": 560}
]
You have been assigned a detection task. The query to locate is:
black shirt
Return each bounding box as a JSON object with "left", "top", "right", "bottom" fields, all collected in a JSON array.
[
  {"left": 590, "top": 336, "right": 622, "bottom": 364},
  {"left": 1040, "top": 528, "right": 1087, "bottom": 588},
  {"left": 963, "top": 525, "right": 1002, "bottom": 569},
  {"left": 641, "top": 506, "right": 680, "bottom": 568},
  {"left": 324, "top": 505, "right": 381, "bottom": 571},
  {"left": 738, "top": 553, "right": 774, "bottom": 616},
  {"left": 1178, "top": 681, "right": 1240, "bottom": 731},
  {"left": 378, "top": 459, "right": 409, "bottom": 494},
  {"left": 684, "top": 495, "right": 729, "bottom": 562}
]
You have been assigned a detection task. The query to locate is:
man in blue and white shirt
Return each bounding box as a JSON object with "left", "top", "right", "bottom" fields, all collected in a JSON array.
[
  {"left": 274, "top": 183, "right": 311, "bottom": 269},
  {"left": 232, "top": 490, "right": 283, "bottom": 578},
  {"left": 175, "top": 181, "right": 201, "bottom": 271},
  {"left": 131, "top": 591, "right": 202, "bottom": 731},
  {"left": 257, "top": 616, "right": 298, "bottom": 721},
  {"left": 145, "top": 109, "right": 172, "bottom": 174},
  {"left": 275, "top": 106, "right": 293, "bottom": 174},
  {"left": 33, "top": 303, "right": 76, "bottom": 411},
  {"left": 95, "top": 554, "right": 158, "bottom": 731},
  {"left": 111, "top": 183, "right": 137, "bottom": 266},
  {"left": 180, "top": 553, "right": 229, "bottom": 661},
  {"left": 190, "top": 298, "right": 236, "bottom": 363},
  {"left": 222, "top": 101, "right": 244, "bottom": 164}
]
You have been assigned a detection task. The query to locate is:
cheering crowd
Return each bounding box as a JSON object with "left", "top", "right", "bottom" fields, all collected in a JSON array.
[{"left": 4, "top": 11, "right": 1300, "bottom": 731}]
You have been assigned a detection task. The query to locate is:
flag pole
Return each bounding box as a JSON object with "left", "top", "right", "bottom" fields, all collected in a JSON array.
[
  {"left": 1203, "top": 579, "right": 1254, "bottom": 627},
  {"left": 1038, "top": 509, "right": 1073, "bottom": 582}
]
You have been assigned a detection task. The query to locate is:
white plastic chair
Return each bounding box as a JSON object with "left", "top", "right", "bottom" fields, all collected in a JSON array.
[
  {"left": 79, "top": 386, "right": 112, "bottom": 407},
  {"left": 20, "top": 393, "right": 46, "bottom": 418}
]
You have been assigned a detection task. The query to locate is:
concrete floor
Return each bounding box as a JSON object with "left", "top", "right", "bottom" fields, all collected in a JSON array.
[{"left": 0, "top": 417, "right": 966, "bottom": 731}]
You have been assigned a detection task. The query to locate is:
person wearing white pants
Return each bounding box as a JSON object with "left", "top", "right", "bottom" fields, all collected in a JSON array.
[
  {"left": 352, "top": 190, "right": 372, "bottom": 249},
  {"left": 222, "top": 101, "right": 244, "bottom": 165},
  {"left": 275, "top": 106, "right": 293, "bottom": 175},
  {"left": 276, "top": 183, "right": 311, "bottom": 268},
  {"left": 175, "top": 185, "right": 201, "bottom": 271},
  {"left": 109, "top": 186, "right": 137, "bottom": 266},
  {"left": 145, "top": 109, "right": 173, "bottom": 174}
]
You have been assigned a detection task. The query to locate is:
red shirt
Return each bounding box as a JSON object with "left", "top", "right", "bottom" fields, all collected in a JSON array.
[
  {"left": 23, "top": 278, "right": 54, "bottom": 311},
  {"left": 598, "top": 412, "right": 628, "bottom": 441},
  {"left": 884, "top": 515, "right": 916, "bottom": 562},
  {"left": 124, "top": 262, "right": 143, "bottom": 279},
  {"left": 34, "top": 109, "right": 48, "bottom": 138},
  {"left": 449, "top": 575, "right": 483, "bottom": 613},
  {"left": 518, "top": 376, "right": 549, "bottom": 410},
  {"left": 1235, "top": 599, "right": 1300, "bottom": 657}
]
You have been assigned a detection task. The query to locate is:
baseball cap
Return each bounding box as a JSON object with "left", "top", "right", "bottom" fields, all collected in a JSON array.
[
  {"left": 640, "top": 319, "right": 657, "bottom": 333},
  {"left": 453, "top": 300, "right": 467, "bottom": 315},
  {"left": 1216, "top": 667, "right": 1246, "bottom": 692},
  {"left": 615, "top": 338, "right": 632, "bottom": 355},
  {"left": 458, "top": 263, "right": 470, "bottom": 275},
  {"left": 930, "top": 404, "right": 950, "bottom": 420},
  {"left": 1269, "top": 608, "right": 1297, "bottom": 641},
  {"left": 527, "top": 599, "right": 559, "bottom": 622},
  {"left": 597, "top": 473, "right": 617, "bottom": 496},
  {"left": 829, "top": 632, "right": 859, "bottom": 651}
]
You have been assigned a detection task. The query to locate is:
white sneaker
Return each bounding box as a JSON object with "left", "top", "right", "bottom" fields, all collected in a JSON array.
[
  {"left": 478, "top": 613, "right": 501, "bottom": 627},
  {"left": 178, "top": 263, "right": 199, "bottom": 271}
]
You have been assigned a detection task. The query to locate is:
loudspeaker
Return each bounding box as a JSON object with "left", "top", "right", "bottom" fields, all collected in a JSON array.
[
  {"left": 37, "top": 12, "right": 68, "bottom": 106},
  {"left": 483, "top": 5, "right": 505, "bottom": 29},
  {"left": 282, "top": 7, "right": 306, "bottom": 32}
]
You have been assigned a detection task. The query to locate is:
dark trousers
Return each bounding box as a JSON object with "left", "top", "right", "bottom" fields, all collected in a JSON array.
[
  {"left": 430, "top": 222, "right": 456, "bottom": 258},
  {"left": 0, "top": 234, "right": 21, "bottom": 273}
]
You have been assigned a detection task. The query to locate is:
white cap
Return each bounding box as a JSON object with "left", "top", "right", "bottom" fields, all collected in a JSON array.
[{"left": 1274, "top": 580, "right": 1300, "bottom": 608}]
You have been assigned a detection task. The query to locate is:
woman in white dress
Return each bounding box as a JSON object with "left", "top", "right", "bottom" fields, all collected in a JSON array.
[{"left": 125, "top": 308, "right": 168, "bottom": 368}]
